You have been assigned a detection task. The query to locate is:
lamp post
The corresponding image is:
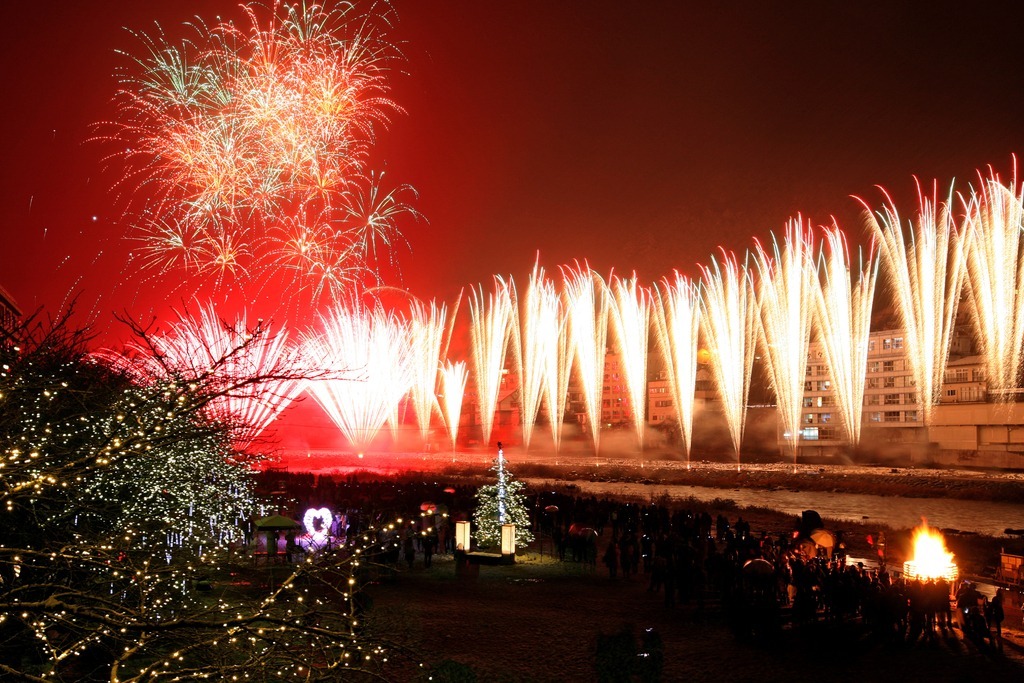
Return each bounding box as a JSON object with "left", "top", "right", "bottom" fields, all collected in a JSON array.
[
  {"left": 501, "top": 523, "right": 516, "bottom": 558},
  {"left": 455, "top": 520, "right": 471, "bottom": 552}
]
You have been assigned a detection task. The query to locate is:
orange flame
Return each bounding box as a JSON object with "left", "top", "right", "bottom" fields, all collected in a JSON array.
[{"left": 903, "top": 520, "right": 957, "bottom": 582}]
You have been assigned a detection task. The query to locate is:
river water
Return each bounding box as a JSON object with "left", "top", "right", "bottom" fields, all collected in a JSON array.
[
  {"left": 279, "top": 448, "right": 1024, "bottom": 538},
  {"left": 529, "top": 479, "right": 1024, "bottom": 538}
]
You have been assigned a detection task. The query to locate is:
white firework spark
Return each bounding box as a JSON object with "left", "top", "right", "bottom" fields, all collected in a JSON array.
[
  {"left": 753, "top": 219, "right": 818, "bottom": 463},
  {"left": 699, "top": 250, "right": 757, "bottom": 462},
  {"left": 814, "top": 225, "right": 878, "bottom": 446},
  {"left": 653, "top": 272, "right": 701, "bottom": 461}
]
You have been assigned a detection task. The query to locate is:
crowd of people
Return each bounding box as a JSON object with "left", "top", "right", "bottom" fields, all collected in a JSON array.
[
  {"left": 541, "top": 490, "right": 1011, "bottom": 649},
  {"left": 254, "top": 471, "right": 1013, "bottom": 651}
]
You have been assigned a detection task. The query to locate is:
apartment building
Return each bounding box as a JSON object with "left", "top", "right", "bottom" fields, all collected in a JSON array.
[{"left": 794, "top": 325, "right": 1023, "bottom": 463}]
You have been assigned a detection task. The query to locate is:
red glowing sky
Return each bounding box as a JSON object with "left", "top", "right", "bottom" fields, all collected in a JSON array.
[{"left": 3, "top": 1, "right": 1024, "bottom": 341}]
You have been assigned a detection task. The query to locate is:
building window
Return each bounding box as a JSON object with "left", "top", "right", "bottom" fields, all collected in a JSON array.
[
  {"left": 868, "top": 361, "right": 880, "bottom": 373},
  {"left": 802, "top": 397, "right": 814, "bottom": 408},
  {"left": 893, "top": 337, "right": 903, "bottom": 350},
  {"left": 883, "top": 360, "right": 895, "bottom": 372},
  {"left": 884, "top": 394, "right": 900, "bottom": 405},
  {"left": 870, "top": 412, "right": 882, "bottom": 422},
  {"left": 905, "top": 411, "right": 918, "bottom": 422},
  {"left": 884, "top": 411, "right": 901, "bottom": 422},
  {"left": 883, "top": 377, "right": 896, "bottom": 388},
  {"left": 883, "top": 338, "right": 892, "bottom": 350},
  {"left": 946, "top": 389, "right": 956, "bottom": 397}
]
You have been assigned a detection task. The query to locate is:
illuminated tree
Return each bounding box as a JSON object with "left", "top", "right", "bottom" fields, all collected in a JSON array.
[
  {"left": 472, "top": 445, "right": 534, "bottom": 548},
  {"left": 0, "top": 310, "right": 407, "bottom": 681}
]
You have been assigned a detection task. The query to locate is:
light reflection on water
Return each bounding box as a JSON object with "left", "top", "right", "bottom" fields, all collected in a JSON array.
[{"left": 546, "top": 480, "right": 1024, "bottom": 538}]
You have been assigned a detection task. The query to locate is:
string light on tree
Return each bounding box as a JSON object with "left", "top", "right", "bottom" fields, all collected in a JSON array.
[{"left": 472, "top": 442, "right": 533, "bottom": 548}]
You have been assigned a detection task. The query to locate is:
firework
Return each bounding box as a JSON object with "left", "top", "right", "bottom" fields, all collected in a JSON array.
[
  {"left": 562, "top": 263, "right": 610, "bottom": 453},
  {"left": 861, "top": 181, "right": 967, "bottom": 425},
  {"left": 407, "top": 300, "right": 449, "bottom": 445},
  {"left": 814, "top": 226, "right": 879, "bottom": 446},
  {"left": 515, "top": 263, "right": 563, "bottom": 451},
  {"left": 302, "top": 305, "right": 413, "bottom": 449},
  {"left": 547, "top": 313, "right": 573, "bottom": 454},
  {"left": 753, "top": 219, "right": 818, "bottom": 463},
  {"left": 653, "top": 272, "right": 701, "bottom": 461},
  {"left": 699, "top": 250, "right": 757, "bottom": 463},
  {"left": 439, "top": 360, "right": 468, "bottom": 450},
  {"left": 468, "top": 277, "right": 516, "bottom": 446},
  {"left": 608, "top": 274, "right": 652, "bottom": 450},
  {"left": 104, "top": 2, "right": 416, "bottom": 301},
  {"left": 98, "top": 303, "right": 304, "bottom": 449},
  {"left": 962, "top": 168, "right": 1024, "bottom": 401}
]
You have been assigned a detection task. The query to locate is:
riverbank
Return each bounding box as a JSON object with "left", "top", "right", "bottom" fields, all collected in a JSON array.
[
  {"left": 471, "top": 459, "right": 1024, "bottom": 505},
  {"left": 272, "top": 448, "right": 1024, "bottom": 504},
  {"left": 268, "top": 456, "right": 1024, "bottom": 575}
]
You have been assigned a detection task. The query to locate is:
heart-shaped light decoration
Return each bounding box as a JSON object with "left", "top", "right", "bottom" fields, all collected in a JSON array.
[{"left": 303, "top": 507, "right": 333, "bottom": 539}]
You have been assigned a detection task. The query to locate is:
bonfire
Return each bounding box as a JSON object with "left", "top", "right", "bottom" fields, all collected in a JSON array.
[{"left": 903, "top": 520, "right": 958, "bottom": 582}]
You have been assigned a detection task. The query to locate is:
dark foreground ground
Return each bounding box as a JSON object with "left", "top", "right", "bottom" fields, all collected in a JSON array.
[{"left": 365, "top": 549, "right": 1024, "bottom": 682}]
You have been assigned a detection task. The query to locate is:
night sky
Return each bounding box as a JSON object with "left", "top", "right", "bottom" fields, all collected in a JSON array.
[{"left": 3, "top": 1, "right": 1024, "bottom": 340}]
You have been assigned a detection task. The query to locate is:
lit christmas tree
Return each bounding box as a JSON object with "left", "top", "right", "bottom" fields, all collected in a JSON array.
[
  {"left": 0, "top": 308, "right": 408, "bottom": 680},
  {"left": 473, "top": 442, "right": 534, "bottom": 548}
]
